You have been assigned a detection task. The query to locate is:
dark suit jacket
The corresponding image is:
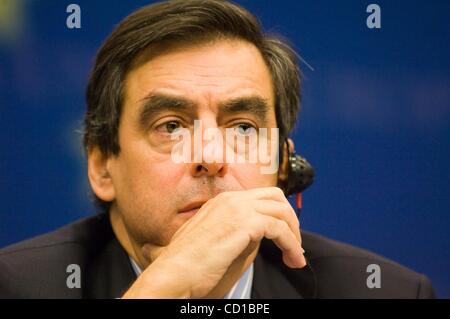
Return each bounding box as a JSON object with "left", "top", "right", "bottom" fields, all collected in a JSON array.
[{"left": 0, "top": 213, "right": 435, "bottom": 298}]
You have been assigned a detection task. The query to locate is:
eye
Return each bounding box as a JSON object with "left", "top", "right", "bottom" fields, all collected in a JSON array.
[
  {"left": 155, "top": 121, "right": 183, "bottom": 134},
  {"left": 235, "top": 123, "right": 257, "bottom": 136}
]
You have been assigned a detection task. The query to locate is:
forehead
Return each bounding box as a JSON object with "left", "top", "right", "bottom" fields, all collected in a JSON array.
[{"left": 123, "top": 39, "right": 275, "bottom": 114}]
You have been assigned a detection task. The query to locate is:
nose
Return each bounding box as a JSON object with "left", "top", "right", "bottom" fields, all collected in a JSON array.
[
  {"left": 188, "top": 128, "right": 229, "bottom": 177},
  {"left": 189, "top": 161, "right": 228, "bottom": 177}
]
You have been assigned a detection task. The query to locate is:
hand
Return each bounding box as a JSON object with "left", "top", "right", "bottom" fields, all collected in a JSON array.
[{"left": 122, "top": 187, "right": 306, "bottom": 299}]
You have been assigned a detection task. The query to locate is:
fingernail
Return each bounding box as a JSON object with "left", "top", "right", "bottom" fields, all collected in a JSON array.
[
  {"left": 301, "top": 255, "right": 307, "bottom": 268},
  {"left": 294, "top": 256, "right": 306, "bottom": 269}
]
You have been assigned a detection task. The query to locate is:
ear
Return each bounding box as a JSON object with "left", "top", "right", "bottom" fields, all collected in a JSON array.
[
  {"left": 87, "top": 146, "right": 116, "bottom": 202},
  {"left": 278, "top": 138, "right": 295, "bottom": 183}
]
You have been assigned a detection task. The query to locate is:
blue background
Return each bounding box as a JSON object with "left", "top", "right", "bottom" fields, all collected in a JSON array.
[{"left": 0, "top": 0, "right": 449, "bottom": 297}]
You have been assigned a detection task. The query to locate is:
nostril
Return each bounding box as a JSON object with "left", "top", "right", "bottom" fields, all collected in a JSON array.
[{"left": 196, "top": 165, "right": 207, "bottom": 172}]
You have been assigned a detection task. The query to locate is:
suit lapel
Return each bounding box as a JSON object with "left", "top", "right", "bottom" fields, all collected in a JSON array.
[
  {"left": 252, "top": 239, "right": 317, "bottom": 299},
  {"left": 83, "top": 220, "right": 137, "bottom": 298}
]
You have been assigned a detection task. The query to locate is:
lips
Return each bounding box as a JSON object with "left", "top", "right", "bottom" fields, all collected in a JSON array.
[{"left": 179, "top": 200, "right": 208, "bottom": 214}]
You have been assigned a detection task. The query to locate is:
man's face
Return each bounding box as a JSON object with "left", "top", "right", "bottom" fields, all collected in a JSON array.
[{"left": 106, "top": 39, "right": 279, "bottom": 250}]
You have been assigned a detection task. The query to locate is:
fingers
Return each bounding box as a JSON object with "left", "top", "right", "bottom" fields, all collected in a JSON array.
[
  {"left": 183, "top": 187, "right": 305, "bottom": 269},
  {"left": 211, "top": 187, "right": 305, "bottom": 266},
  {"left": 253, "top": 215, "right": 306, "bottom": 269},
  {"left": 221, "top": 186, "right": 287, "bottom": 203},
  {"left": 251, "top": 199, "right": 301, "bottom": 243}
]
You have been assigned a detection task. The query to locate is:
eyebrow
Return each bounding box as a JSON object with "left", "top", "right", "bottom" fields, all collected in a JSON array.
[
  {"left": 218, "top": 96, "right": 269, "bottom": 125},
  {"left": 138, "top": 93, "right": 196, "bottom": 130},
  {"left": 138, "top": 93, "right": 270, "bottom": 130}
]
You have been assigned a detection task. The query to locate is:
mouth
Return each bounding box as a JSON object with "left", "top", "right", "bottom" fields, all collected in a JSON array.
[
  {"left": 178, "top": 208, "right": 200, "bottom": 218},
  {"left": 178, "top": 200, "right": 208, "bottom": 216}
]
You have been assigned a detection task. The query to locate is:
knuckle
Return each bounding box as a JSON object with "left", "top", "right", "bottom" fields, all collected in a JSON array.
[
  {"left": 223, "top": 195, "right": 239, "bottom": 210},
  {"left": 281, "top": 202, "right": 297, "bottom": 221},
  {"left": 281, "top": 202, "right": 292, "bottom": 213},
  {"left": 273, "top": 187, "right": 285, "bottom": 198},
  {"left": 215, "top": 191, "right": 229, "bottom": 200},
  {"left": 247, "top": 218, "right": 265, "bottom": 241},
  {"left": 213, "top": 191, "right": 233, "bottom": 207},
  {"left": 272, "top": 218, "right": 288, "bottom": 233},
  {"left": 278, "top": 219, "right": 290, "bottom": 231}
]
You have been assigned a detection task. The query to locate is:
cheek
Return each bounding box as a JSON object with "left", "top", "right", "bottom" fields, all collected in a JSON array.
[
  {"left": 118, "top": 150, "right": 184, "bottom": 205},
  {"left": 230, "top": 163, "right": 278, "bottom": 189},
  {"left": 112, "top": 138, "right": 185, "bottom": 211},
  {"left": 112, "top": 150, "right": 187, "bottom": 245}
]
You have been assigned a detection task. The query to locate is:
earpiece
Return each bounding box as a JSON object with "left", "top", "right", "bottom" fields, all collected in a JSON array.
[
  {"left": 279, "top": 139, "right": 315, "bottom": 218},
  {"left": 284, "top": 144, "right": 315, "bottom": 197}
]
